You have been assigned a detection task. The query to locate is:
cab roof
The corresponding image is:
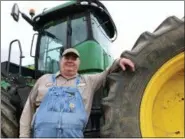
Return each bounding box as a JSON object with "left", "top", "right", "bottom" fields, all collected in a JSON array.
[{"left": 32, "top": 0, "right": 117, "bottom": 41}]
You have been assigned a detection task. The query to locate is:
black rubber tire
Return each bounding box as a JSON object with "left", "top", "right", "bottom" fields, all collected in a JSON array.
[
  {"left": 1, "top": 89, "right": 19, "bottom": 137},
  {"left": 101, "top": 16, "right": 184, "bottom": 137}
]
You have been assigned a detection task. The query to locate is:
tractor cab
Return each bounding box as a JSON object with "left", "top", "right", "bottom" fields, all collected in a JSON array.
[
  {"left": 11, "top": 0, "right": 117, "bottom": 75},
  {"left": 8, "top": 0, "right": 118, "bottom": 138}
]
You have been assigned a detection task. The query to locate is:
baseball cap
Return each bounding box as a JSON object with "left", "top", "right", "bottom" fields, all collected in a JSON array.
[{"left": 61, "top": 48, "right": 80, "bottom": 57}]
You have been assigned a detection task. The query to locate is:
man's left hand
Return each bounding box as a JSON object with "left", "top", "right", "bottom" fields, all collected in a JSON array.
[{"left": 119, "top": 58, "right": 135, "bottom": 72}]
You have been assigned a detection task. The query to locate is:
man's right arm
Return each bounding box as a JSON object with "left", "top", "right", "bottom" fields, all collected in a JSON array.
[
  {"left": 87, "top": 58, "right": 120, "bottom": 92},
  {"left": 19, "top": 78, "right": 40, "bottom": 138}
]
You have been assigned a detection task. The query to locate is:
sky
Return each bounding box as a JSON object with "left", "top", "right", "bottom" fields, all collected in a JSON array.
[{"left": 1, "top": 1, "right": 184, "bottom": 66}]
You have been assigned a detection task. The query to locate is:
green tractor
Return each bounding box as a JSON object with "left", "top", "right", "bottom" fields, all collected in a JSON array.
[{"left": 1, "top": 0, "right": 184, "bottom": 138}]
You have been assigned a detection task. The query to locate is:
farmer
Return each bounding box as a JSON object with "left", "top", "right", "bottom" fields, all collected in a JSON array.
[{"left": 19, "top": 48, "right": 135, "bottom": 138}]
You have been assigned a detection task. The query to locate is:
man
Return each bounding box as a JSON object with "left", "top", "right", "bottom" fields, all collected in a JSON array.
[{"left": 19, "top": 48, "right": 135, "bottom": 138}]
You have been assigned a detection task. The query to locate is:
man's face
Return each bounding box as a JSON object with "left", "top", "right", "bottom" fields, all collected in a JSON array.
[{"left": 60, "top": 53, "right": 80, "bottom": 76}]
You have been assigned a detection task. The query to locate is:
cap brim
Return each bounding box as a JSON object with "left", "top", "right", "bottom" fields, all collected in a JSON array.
[{"left": 63, "top": 52, "right": 79, "bottom": 57}]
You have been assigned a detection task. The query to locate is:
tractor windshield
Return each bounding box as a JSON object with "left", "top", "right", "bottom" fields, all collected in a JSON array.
[
  {"left": 38, "top": 19, "right": 67, "bottom": 73},
  {"left": 37, "top": 14, "right": 88, "bottom": 73}
]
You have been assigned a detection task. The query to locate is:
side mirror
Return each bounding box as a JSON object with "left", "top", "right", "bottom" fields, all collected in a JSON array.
[{"left": 11, "top": 3, "right": 20, "bottom": 22}]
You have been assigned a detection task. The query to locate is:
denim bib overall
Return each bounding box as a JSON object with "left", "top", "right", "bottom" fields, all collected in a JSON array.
[{"left": 32, "top": 75, "right": 88, "bottom": 138}]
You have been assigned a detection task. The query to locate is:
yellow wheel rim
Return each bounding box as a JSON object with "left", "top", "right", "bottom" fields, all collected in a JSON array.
[{"left": 140, "top": 52, "right": 184, "bottom": 137}]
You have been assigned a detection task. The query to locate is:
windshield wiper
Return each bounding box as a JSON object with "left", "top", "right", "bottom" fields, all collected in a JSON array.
[{"left": 42, "top": 30, "right": 63, "bottom": 43}]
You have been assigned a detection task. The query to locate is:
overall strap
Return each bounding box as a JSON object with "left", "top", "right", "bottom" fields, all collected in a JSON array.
[
  {"left": 75, "top": 75, "right": 80, "bottom": 87},
  {"left": 32, "top": 74, "right": 56, "bottom": 129},
  {"left": 51, "top": 74, "right": 56, "bottom": 86}
]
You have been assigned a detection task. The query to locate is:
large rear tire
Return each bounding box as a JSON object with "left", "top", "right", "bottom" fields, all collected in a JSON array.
[
  {"left": 101, "top": 16, "right": 184, "bottom": 137},
  {"left": 1, "top": 89, "right": 19, "bottom": 137}
]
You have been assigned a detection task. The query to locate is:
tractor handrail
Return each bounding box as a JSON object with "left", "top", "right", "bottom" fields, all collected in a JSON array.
[
  {"left": 30, "top": 33, "right": 38, "bottom": 57},
  {"left": 7, "top": 39, "right": 25, "bottom": 76}
]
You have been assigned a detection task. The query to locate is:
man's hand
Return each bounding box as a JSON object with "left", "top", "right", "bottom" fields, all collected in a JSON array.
[{"left": 119, "top": 58, "right": 135, "bottom": 71}]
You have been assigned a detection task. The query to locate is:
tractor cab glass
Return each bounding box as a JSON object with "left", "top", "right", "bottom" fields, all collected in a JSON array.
[
  {"left": 71, "top": 15, "right": 88, "bottom": 46},
  {"left": 38, "top": 19, "right": 67, "bottom": 73},
  {"left": 38, "top": 14, "right": 88, "bottom": 73},
  {"left": 90, "top": 13, "right": 112, "bottom": 51}
]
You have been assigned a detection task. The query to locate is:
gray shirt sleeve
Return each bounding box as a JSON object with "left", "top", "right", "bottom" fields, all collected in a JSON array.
[{"left": 87, "top": 58, "right": 120, "bottom": 92}]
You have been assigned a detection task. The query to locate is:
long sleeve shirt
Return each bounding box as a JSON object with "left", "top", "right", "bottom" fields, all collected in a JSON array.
[{"left": 19, "top": 59, "right": 120, "bottom": 137}]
